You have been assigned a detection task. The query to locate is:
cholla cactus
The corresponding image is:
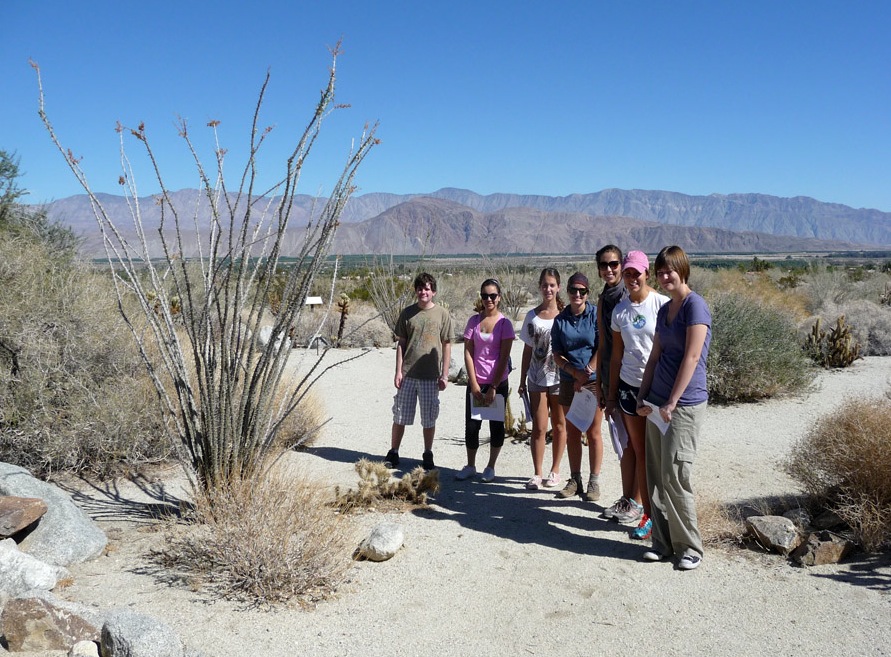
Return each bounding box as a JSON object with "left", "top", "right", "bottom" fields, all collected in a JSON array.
[{"left": 336, "top": 293, "right": 350, "bottom": 346}]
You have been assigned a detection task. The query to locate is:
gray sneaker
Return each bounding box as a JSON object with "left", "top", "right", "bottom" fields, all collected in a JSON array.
[
  {"left": 584, "top": 480, "right": 601, "bottom": 502},
  {"left": 603, "top": 497, "right": 629, "bottom": 519},
  {"left": 555, "top": 477, "right": 581, "bottom": 499},
  {"left": 613, "top": 499, "right": 644, "bottom": 525}
]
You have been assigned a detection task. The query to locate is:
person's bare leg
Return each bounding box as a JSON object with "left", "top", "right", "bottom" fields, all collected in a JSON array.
[
  {"left": 529, "top": 391, "right": 548, "bottom": 476},
  {"left": 391, "top": 423, "right": 406, "bottom": 451},
  {"left": 422, "top": 426, "right": 435, "bottom": 452},
  {"left": 548, "top": 397, "right": 567, "bottom": 475},
  {"left": 587, "top": 406, "right": 604, "bottom": 476},
  {"left": 627, "top": 415, "right": 650, "bottom": 515}
]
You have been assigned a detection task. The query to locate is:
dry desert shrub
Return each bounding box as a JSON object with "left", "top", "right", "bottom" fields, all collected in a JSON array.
[
  {"left": 696, "top": 494, "right": 747, "bottom": 549},
  {"left": 0, "top": 238, "right": 169, "bottom": 477},
  {"left": 786, "top": 397, "right": 891, "bottom": 551},
  {"left": 290, "top": 299, "right": 394, "bottom": 348},
  {"left": 693, "top": 266, "right": 810, "bottom": 321},
  {"left": 334, "top": 459, "right": 440, "bottom": 512},
  {"left": 275, "top": 386, "right": 326, "bottom": 450},
  {"left": 157, "top": 468, "right": 354, "bottom": 606}
]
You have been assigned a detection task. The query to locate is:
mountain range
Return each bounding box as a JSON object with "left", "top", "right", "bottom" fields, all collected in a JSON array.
[{"left": 41, "top": 187, "right": 891, "bottom": 257}]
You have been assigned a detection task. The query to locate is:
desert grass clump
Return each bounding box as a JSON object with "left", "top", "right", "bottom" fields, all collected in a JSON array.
[
  {"left": 334, "top": 459, "right": 440, "bottom": 512},
  {"left": 786, "top": 398, "right": 891, "bottom": 551},
  {"left": 695, "top": 492, "right": 748, "bottom": 549},
  {"left": 706, "top": 292, "right": 815, "bottom": 403},
  {"left": 158, "top": 469, "right": 354, "bottom": 606}
]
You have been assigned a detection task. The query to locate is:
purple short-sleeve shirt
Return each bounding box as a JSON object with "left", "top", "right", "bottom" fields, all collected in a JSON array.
[{"left": 649, "top": 291, "right": 711, "bottom": 406}]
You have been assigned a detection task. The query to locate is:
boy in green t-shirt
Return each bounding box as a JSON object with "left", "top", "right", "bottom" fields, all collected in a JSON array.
[{"left": 385, "top": 273, "right": 454, "bottom": 471}]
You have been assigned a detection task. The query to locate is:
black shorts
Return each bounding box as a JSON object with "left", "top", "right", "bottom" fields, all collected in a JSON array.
[{"left": 617, "top": 378, "right": 641, "bottom": 416}]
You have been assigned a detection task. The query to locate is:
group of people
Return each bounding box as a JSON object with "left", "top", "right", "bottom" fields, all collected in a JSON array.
[{"left": 382, "top": 245, "right": 711, "bottom": 570}]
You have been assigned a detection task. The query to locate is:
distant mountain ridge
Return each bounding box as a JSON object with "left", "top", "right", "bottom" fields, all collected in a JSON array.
[{"left": 40, "top": 187, "right": 891, "bottom": 257}]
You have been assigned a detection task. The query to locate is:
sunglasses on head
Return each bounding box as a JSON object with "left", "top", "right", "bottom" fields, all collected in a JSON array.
[
  {"left": 480, "top": 292, "right": 499, "bottom": 301},
  {"left": 568, "top": 286, "right": 588, "bottom": 296},
  {"left": 598, "top": 260, "right": 621, "bottom": 270}
]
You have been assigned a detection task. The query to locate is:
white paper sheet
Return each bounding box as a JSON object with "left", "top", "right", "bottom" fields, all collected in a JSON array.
[
  {"left": 471, "top": 394, "right": 506, "bottom": 421},
  {"left": 643, "top": 400, "right": 670, "bottom": 435},
  {"left": 566, "top": 387, "right": 598, "bottom": 433}
]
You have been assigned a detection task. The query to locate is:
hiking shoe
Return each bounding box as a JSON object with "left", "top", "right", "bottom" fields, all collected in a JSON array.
[
  {"left": 543, "top": 472, "right": 560, "bottom": 488},
  {"left": 555, "top": 477, "right": 581, "bottom": 499},
  {"left": 584, "top": 480, "right": 601, "bottom": 502},
  {"left": 630, "top": 515, "right": 652, "bottom": 540},
  {"left": 678, "top": 554, "right": 702, "bottom": 571},
  {"left": 384, "top": 449, "right": 400, "bottom": 468},
  {"left": 525, "top": 475, "right": 543, "bottom": 490},
  {"left": 603, "top": 497, "right": 629, "bottom": 519},
  {"left": 455, "top": 465, "right": 477, "bottom": 480},
  {"left": 613, "top": 499, "right": 644, "bottom": 525},
  {"left": 642, "top": 550, "right": 671, "bottom": 562},
  {"left": 422, "top": 450, "right": 436, "bottom": 471}
]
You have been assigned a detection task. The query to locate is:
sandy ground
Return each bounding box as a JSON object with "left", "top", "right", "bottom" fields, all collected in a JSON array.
[{"left": 14, "top": 343, "right": 891, "bottom": 657}]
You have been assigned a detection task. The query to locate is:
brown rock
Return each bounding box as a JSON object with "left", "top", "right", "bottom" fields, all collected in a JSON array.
[
  {"left": 0, "top": 496, "right": 47, "bottom": 538},
  {"left": 792, "top": 530, "right": 855, "bottom": 566},
  {"left": 0, "top": 595, "right": 100, "bottom": 652}
]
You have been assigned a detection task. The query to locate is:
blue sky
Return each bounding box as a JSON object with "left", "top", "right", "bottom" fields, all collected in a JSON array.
[{"left": 3, "top": 1, "right": 890, "bottom": 210}]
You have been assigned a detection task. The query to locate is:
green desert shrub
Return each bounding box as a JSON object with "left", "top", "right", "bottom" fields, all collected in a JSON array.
[
  {"left": 707, "top": 292, "right": 815, "bottom": 403},
  {"left": 786, "top": 398, "right": 891, "bottom": 551},
  {"left": 0, "top": 238, "right": 168, "bottom": 476}
]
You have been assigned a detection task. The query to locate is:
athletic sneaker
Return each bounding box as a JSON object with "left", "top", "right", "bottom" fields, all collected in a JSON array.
[
  {"left": 480, "top": 466, "right": 496, "bottom": 482},
  {"left": 555, "top": 477, "right": 581, "bottom": 499},
  {"left": 384, "top": 449, "right": 400, "bottom": 468},
  {"left": 543, "top": 472, "right": 560, "bottom": 488},
  {"left": 422, "top": 450, "right": 436, "bottom": 471},
  {"left": 584, "top": 479, "right": 601, "bottom": 502},
  {"left": 642, "top": 550, "right": 671, "bottom": 562},
  {"left": 630, "top": 514, "right": 652, "bottom": 540},
  {"left": 455, "top": 465, "right": 477, "bottom": 480},
  {"left": 603, "top": 497, "right": 629, "bottom": 519},
  {"left": 678, "top": 554, "right": 702, "bottom": 571},
  {"left": 525, "top": 475, "right": 543, "bottom": 490},
  {"left": 613, "top": 499, "right": 644, "bottom": 525}
]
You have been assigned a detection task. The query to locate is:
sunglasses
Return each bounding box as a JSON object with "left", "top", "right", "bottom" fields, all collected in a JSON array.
[
  {"left": 568, "top": 287, "right": 588, "bottom": 296},
  {"left": 598, "top": 260, "right": 621, "bottom": 270},
  {"left": 622, "top": 269, "right": 645, "bottom": 279},
  {"left": 480, "top": 293, "right": 499, "bottom": 301}
]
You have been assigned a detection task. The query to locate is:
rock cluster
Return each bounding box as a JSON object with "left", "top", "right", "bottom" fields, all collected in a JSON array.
[
  {"left": 744, "top": 509, "right": 855, "bottom": 566},
  {"left": 0, "top": 462, "right": 202, "bottom": 656}
]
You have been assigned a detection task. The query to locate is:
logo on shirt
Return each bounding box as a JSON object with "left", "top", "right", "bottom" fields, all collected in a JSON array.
[{"left": 632, "top": 313, "right": 647, "bottom": 330}]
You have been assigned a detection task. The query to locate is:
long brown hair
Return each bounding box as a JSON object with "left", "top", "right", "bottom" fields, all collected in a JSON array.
[{"left": 538, "top": 267, "right": 565, "bottom": 310}]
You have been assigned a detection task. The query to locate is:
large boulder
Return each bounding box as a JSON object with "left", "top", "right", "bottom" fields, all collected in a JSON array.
[
  {"left": 0, "top": 496, "right": 48, "bottom": 538},
  {"left": 0, "top": 538, "right": 67, "bottom": 597},
  {"left": 100, "top": 610, "right": 185, "bottom": 657},
  {"left": 0, "top": 462, "right": 106, "bottom": 566},
  {"left": 355, "top": 522, "right": 404, "bottom": 562},
  {"left": 0, "top": 591, "right": 100, "bottom": 652}
]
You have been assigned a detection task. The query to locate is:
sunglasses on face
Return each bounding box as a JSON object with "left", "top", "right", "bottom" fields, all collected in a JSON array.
[
  {"left": 568, "top": 287, "right": 588, "bottom": 296},
  {"left": 598, "top": 260, "right": 621, "bottom": 270},
  {"left": 622, "top": 269, "right": 645, "bottom": 279},
  {"left": 480, "top": 293, "right": 499, "bottom": 301}
]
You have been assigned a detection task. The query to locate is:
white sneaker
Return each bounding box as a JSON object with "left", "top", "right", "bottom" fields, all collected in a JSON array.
[
  {"left": 480, "top": 466, "right": 496, "bottom": 482},
  {"left": 543, "top": 472, "right": 560, "bottom": 488},
  {"left": 455, "top": 465, "right": 477, "bottom": 481}
]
